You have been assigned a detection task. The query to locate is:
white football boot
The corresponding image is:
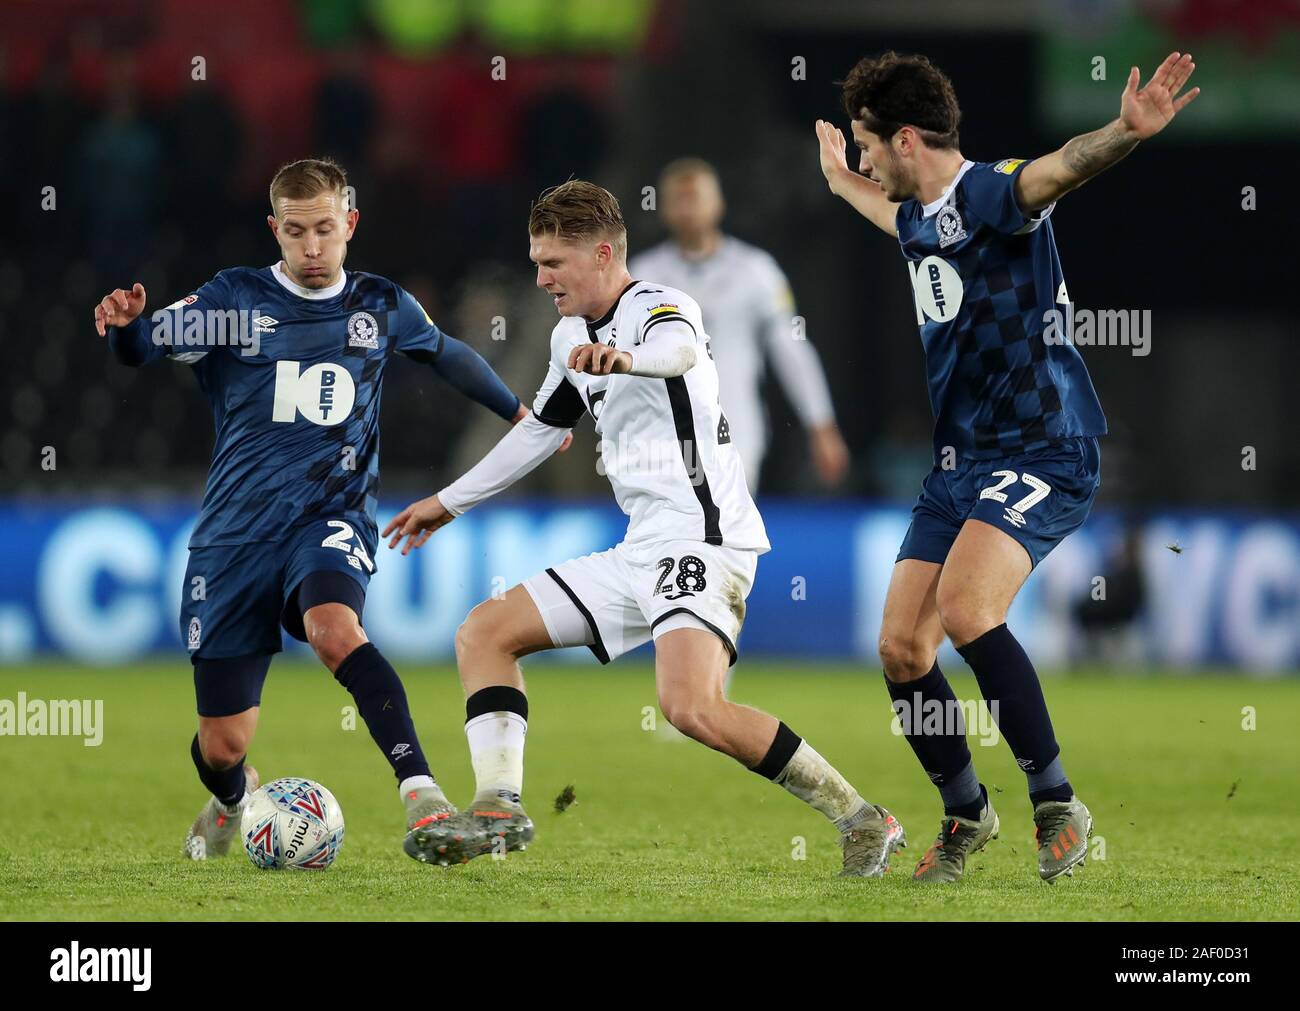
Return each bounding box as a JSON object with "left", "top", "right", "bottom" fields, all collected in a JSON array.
[{"left": 183, "top": 765, "right": 260, "bottom": 860}]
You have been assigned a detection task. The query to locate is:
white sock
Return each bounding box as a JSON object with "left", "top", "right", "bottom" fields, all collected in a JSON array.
[
  {"left": 465, "top": 711, "right": 527, "bottom": 804},
  {"left": 398, "top": 774, "right": 438, "bottom": 801},
  {"left": 773, "top": 741, "right": 866, "bottom": 831}
]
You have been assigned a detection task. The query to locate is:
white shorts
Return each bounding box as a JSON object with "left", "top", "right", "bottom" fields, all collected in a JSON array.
[{"left": 522, "top": 539, "right": 759, "bottom": 667}]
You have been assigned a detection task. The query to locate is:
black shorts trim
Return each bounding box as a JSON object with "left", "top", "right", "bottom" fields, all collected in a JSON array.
[
  {"left": 545, "top": 567, "right": 611, "bottom": 664},
  {"left": 282, "top": 569, "right": 366, "bottom": 643},
  {"left": 650, "top": 606, "right": 738, "bottom": 667}
]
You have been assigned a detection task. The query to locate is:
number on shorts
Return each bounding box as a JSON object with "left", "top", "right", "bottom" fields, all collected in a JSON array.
[
  {"left": 655, "top": 555, "right": 709, "bottom": 595},
  {"left": 978, "top": 471, "right": 1052, "bottom": 512},
  {"left": 675, "top": 555, "right": 707, "bottom": 593},
  {"left": 654, "top": 557, "right": 675, "bottom": 596},
  {"left": 322, "top": 520, "right": 356, "bottom": 551},
  {"left": 321, "top": 519, "right": 374, "bottom": 573},
  {"left": 978, "top": 470, "right": 1018, "bottom": 504}
]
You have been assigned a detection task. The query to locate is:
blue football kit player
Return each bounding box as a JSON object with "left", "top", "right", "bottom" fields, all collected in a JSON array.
[
  {"left": 95, "top": 158, "right": 529, "bottom": 861},
  {"left": 817, "top": 51, "right": 1198, "bottom": 881}
]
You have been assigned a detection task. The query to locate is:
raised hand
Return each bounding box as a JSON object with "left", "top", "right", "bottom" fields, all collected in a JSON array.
[
  {"left": 815, "top": 119, "right": 851, "bottom": 185},
  {"left": 1120, "top": 52, "right": 1199, "bottom": 140},
  {"left": 94, "top": 282, "right": 147, "bottom": 337}
]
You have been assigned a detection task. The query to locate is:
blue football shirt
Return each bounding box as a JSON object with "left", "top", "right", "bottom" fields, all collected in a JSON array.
[
  {"left": 112, "top": 264, "right": 515, "bottom": 549},
  {"left": 895, "top": 158, "right": 1107, "bottom": 460}
]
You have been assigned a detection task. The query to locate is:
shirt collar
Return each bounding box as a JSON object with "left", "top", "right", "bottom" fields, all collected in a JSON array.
[
  {"left": 921, "top": 160, "right": 974, "bottom": 218},
  {"left": 271, "top": 261, "right": 347, "bottom": 300}
]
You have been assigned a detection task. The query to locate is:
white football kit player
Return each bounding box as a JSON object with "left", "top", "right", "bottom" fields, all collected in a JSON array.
[
  {"left": 629, "top": 237, "right": 837, "bottom": 490},
  {"left": 437, "top": 279, "right": 770, "bottom": 665}
]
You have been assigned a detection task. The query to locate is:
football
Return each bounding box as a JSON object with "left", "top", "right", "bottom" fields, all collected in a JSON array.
[{"left": 241, "top": 778, "right": 345, "bottom": 870}]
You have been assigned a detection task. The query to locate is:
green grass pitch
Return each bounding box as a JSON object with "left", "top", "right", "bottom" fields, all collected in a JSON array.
[{"left": 1, "top": 661, "right": 1296, "bottom": 921}]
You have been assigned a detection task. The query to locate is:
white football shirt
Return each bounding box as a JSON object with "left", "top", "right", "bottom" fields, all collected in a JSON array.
[
  {"left": 629, "top": 237, "right": 836, "bottom": 487},
  {"left": 533, "top": 280, "right": 770, "bottom": 552}
]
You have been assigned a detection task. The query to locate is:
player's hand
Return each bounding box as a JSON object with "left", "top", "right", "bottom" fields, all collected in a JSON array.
[
  {"left": 1119, "top": 52, "right": 1199, "bottom": 140},
  {"left": 383, "top": 494, "right": 453, "bottom": 555},
  {"left": 568, "top": 343, "right": 631, "bottom": 376},
  {"left": 815, "top": 119, "right": 852, "bottom": 189},
  {"left": 809, "top": 423, "right": 850, "bottom": 487},
  {"left": 94, "top": 282, "right": 147, "bottom": 337}
]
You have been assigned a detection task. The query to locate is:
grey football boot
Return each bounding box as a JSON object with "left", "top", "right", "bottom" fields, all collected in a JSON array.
[
  {"left": 1033, "top": 796, "right": 1092, "bottom": 882},
  {"left": 912, "top": 794, "right": 1000, "bottom": 883},
  {"left": 183, "top": 764, "right": 260, "bottom": 860},
  {"left": 403, "top": 783, "right": 456, "bottom": 832},
  {"left": 404, "top": 794, "right": 534, "bottom": 867},
  {"left": 839, "top": 803, "right": 907, "bottom": 877}
]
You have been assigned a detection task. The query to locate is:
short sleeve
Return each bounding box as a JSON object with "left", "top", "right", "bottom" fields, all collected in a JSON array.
[
  {"left": 961, "top": 160, "right": 1054, "bottom": 236},
  {"left": 392, "top": 286, "right": 445, "bottom": 359}
]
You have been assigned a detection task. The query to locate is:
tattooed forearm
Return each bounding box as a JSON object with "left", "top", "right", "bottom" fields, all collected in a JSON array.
[{"left": 1061, "top": 120, "right": 1140, "bottom": 180}]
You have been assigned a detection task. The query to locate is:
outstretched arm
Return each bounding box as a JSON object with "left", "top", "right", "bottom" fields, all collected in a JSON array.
[
  {"left": 1016, "top": 52, "right": 1200, "bottom": 212},
  {"left": 407, "top": 334, "right": 522, "bottom": 422},
  {"left": 384, "top": 411, "right": 570, "bottom": 554},
  {"left": 815, "top": 119, "right": 898, "bottom": 236}
]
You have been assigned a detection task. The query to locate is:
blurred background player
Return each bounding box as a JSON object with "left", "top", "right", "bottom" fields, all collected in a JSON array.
[
  {"left": 94, "top": 157, "right": 528, "bottom": 860},
  {"left": 630, "top": 159, "right": 849, "bottom": 492},
  {"left": 386, "top": 181, "right": 905, "bottom": 877},
  {"left": 817, "top": 50, "right": 1198, "bottom": 882}
]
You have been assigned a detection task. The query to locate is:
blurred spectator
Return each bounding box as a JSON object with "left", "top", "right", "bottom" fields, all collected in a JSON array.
[
  {"left": 78, "top": 55, "right": 161, "bottom": 276},
  {"left": 315, "top": 47, "right": 378, "bottom": 168},
  {"left": 162, "top": 80, "right": 244, "bottom": 234},
  {"left": 520, "top": 79, "right": 610, "bottom": 196},
  {"left": 1072, "top": 525, "right": 1149, "bottom": 668}
]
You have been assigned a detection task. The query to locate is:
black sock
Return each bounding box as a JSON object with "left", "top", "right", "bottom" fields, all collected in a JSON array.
[
  {"left": 751, "top": 721, "right": 802, "bottom": 779},
  {"left": 885, "top": 663, "right": 983, "bottom": 816},
  {"left": 190, "top": 733, "right": 247, "bottom": 808},
  {"left": 956, "top": 624, "right": 1073, "bottom": 804},
  {"left": 333, "top": 643, "right": 432, "bottom": 782},
  {"left": 466, "top": 685, "right": 529, "bottom": 722}
]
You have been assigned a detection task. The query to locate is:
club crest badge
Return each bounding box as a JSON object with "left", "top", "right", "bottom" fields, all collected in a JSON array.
[
  {"left": 346, "top": 312, "right": 379, "bottom": 349},
  {"left": 936, "top": 205, "right": 967, "bottom": 249}
]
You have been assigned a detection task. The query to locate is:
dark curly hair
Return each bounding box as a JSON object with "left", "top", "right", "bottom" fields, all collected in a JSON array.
[{"left": 840, "top": 52, "right": 961, "bottom": 150}]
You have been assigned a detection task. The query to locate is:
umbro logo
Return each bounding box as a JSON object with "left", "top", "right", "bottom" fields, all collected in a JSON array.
[
  {"left": 253, "top": 315, "right": 278, "bottom": 333},
  {"left": 391, "top": 742, "right": 411, "bottom": 758},
  {"left": 1004, "top": 507, "right": 1026, "bottom": 528}
]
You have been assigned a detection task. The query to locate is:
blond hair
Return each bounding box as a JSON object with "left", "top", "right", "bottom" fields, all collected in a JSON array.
[
  {"left": 269, "top": 157, "right": 349, "bottom": 213},
  {"left": 528, "top": 180, "right": 626, "bottom": 258}
]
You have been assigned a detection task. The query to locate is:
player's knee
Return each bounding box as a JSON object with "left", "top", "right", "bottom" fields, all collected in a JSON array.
[
  {"left": 935, "top": 592, "right": 999, "bottom": 649},
  {"left": 659, "top": 693, "right": 724, "bottom": 748},
  {"left": 199, "top": 729, "right": 248, "bottom": 770},
  {"left": 307, "top": 620, "right": 365, "bottom": 673},
  {"left": 879, "top": 632, "right": 935, "bottom": 683},
  {"left": 455, "top": 602, "right": 522, "bottom": 663}
]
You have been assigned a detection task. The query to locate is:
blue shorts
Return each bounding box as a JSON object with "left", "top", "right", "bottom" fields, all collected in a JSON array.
[
  {"left": 897, "top": 437, "right": 1101, "bottom": 569},
  {"left": 180, "top": 516, "right": 374, "bottom": 715}
]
